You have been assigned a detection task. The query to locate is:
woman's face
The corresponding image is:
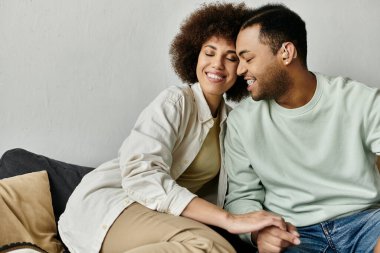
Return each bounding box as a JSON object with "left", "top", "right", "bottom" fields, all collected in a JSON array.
[{"left": 196, "top": 36, "right": 238, "bottom": 103}]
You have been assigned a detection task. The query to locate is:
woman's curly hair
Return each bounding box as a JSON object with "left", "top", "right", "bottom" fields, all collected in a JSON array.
[{"left": 170, "top": 2, "right": 253, "bottom": 102}]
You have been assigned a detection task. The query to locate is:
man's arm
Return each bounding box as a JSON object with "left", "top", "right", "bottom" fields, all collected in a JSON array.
[
  {"left": 364, "top": 89, "right": 380, "bottom": 167},
  {"left": 223, "top": 118, "right": 265, "bottom": 223},
  {"left": 223, "top": 118, "right": 299, "bottom": 250}
]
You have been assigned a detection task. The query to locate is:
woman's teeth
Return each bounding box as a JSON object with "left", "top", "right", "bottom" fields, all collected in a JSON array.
[{"left": 207, "top": 73, "right": 223, "bottom": 80}]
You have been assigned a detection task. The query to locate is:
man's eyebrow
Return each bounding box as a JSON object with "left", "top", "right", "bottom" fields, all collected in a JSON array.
[{"left": 238, "top": 50, "right": 249, "bottom": 57}]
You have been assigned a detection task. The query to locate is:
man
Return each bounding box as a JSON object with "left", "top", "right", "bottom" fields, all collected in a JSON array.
[{"left": 224, "top": 4, "right": 380, "bottom": 253}]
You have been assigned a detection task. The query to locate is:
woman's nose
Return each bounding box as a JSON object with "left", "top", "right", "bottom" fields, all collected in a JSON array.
[{"left": 212, "top": 57, "right": 224, "bottom": 69}]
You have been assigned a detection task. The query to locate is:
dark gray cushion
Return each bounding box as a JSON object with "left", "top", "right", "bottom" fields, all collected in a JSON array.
[{"left": 0, "top": 148, "right": 94, "bottom": 224}]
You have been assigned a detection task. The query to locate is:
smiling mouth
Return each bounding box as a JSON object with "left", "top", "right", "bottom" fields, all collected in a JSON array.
[
  {"left": 246, "top": 78, "right": 256, "bottom": 87},
  {"left": 207, "top": 72, "right": 225, "bottom": 81}
]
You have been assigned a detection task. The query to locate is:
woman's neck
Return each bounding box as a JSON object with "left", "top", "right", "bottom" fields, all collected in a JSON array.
[{"left": 205, "top": 94, "right": 222, "bottom": 118}]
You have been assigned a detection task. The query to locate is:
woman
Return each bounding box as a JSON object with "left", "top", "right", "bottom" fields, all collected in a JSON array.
[{"left": 58, "top": 3, "right": 285, "bottom": 253}]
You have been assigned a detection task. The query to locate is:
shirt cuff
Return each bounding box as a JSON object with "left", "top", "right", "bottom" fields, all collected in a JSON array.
[{"left": 158, "top": 185, "right": 197, "bottom": 216}]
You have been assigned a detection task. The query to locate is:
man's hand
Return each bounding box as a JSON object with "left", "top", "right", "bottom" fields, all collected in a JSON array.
[
  {"left": 374, "top": 238, "right": 380, "bottom": 253},
  {"left": 253, "top": 223, "right": 300, "bottom": 253}
]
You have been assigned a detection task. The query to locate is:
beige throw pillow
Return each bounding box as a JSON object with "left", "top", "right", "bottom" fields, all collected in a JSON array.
[{"left": 0, "top": 171, "right": 64, "bottom": 253}]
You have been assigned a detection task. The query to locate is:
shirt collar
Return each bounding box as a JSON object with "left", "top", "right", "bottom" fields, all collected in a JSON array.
[{"left": 191, "top": 83, "right": 228, "bottom": 124}]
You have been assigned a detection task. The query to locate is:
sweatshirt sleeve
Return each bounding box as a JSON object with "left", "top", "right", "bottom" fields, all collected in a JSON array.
[
  {"left": 224, "top": 116, "right": 265, "bottom": 244},
  {"left": 119, "top": 88, "right": 196, "bottom": 216},
  {"left": 364, "top": 88, "right": 380, "bottom": 155}
]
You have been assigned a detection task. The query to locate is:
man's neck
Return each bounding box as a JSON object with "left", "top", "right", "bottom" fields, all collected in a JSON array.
[{"left": 276, "top": 70, "right": 316, "bottom": 109}]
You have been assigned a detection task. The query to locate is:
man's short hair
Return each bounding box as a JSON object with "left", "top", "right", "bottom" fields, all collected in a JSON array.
[{"left": 242, "top": 4, "right": 308, "bottom": 68}]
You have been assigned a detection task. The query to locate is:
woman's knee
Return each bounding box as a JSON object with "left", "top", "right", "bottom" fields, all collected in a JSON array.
[{"left": 169, "top": 226, "right": 236, "bottom": 253}]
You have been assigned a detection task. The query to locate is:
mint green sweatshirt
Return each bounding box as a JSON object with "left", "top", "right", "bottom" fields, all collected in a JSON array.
[{"left": 224, "top": 73, "right": 380, "bottom": 243}]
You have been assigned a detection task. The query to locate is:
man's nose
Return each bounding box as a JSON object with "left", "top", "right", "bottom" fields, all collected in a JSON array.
[{"left": 237, "top": 62, "right": 247, "bottom": 76}]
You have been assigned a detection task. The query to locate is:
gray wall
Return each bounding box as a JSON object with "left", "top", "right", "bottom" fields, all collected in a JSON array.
[{"left": 1, "top": 0, "right": 379, "bottom": 166}]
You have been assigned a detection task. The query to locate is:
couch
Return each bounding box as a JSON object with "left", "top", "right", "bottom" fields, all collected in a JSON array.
[
  {"left": 0, "top": 148, "right": 92, "bottom": 252},
  {"left": 0, "top": 148, "right": 253, "bottom": 253}
]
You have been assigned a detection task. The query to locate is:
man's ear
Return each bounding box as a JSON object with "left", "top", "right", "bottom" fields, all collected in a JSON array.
[{"left": 280, "top": 42, "right": 297, "bottom": 65}]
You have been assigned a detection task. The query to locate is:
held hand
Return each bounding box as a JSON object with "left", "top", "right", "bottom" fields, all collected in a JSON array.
[
  {"left": 254, "top": 223, "right": 300, "bottom": 253},
  {"left": 374, "top": 238, "right": 380, "bottom": 253},
  {"left": 226, "top": 210, "right": 288, "bottom": 234}
]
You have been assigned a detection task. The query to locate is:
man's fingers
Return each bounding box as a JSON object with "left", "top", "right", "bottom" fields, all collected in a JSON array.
[
  {"left": 286, "top": 222, "right": 300, "bottom": 237},
  {"left": 268, "top": 227, "right": 300, "bottom": 245},
  {"left": 259, "top": 239, "right": 283, "bottom": 253},
  {"left": 260, "top": 231, "right": 292, "bottom": 248}
]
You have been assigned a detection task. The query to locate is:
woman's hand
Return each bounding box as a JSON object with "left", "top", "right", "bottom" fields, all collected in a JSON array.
[
  {"left": 225, "top": 210, "right": 287, "bottom": 234},
  {"left": 182, "top": 198, "right": 295, "bottom": 236}
]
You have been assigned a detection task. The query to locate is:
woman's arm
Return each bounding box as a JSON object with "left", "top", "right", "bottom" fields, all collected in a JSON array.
[
  {"left": 182, "top": 197, "right": 289, "bottom": 234},
  {"left": 119, "top": 87, "right": 196, "bottom": 216}
]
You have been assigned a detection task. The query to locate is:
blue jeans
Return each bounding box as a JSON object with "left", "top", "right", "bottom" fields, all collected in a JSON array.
[{"left": 284, "top": 208, "right": 380, "bottom": 253}]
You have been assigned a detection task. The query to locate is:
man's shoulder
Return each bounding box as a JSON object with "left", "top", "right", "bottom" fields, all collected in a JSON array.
[
  {"left": 317, "top": 72, "right": 377, "bottom": 95},
  {"left": 316, "top": 72, "right": 379, "bottom": 112},
  {"left": 228, "top": 97, "right": 268, "bottom": 123}
]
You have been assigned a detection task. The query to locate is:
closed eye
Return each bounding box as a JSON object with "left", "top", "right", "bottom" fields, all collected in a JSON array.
[
  {"left": 226, "top": 53, "right": 238, "bottom": 62},
  {"left": 227, "top": 57, "right": 238, "bottom": 62},
  {"left": 246, "top": 57, "right": 254, "bottom": 63}
]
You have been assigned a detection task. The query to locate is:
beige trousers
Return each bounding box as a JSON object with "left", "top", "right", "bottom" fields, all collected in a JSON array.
[{"left": 100, "top": 203, "right": 236, "bottom": 253}]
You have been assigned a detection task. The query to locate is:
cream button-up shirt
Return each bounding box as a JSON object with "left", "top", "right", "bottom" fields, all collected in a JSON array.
[{"left": 58, "top": 83, "right": 230, "bottom": 253}]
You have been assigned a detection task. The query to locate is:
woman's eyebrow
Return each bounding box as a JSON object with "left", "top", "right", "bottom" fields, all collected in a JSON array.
[
  {"left": 204, "top": 45, "right": 236, "bottom": 54},
  {"left": 204, "top": 45, "right": 216, "bottom": 50}
]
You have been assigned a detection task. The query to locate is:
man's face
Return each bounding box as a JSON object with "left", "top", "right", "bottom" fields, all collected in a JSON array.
[{"left": 236, "top": 24, "right": 290, "bottom": 101}]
